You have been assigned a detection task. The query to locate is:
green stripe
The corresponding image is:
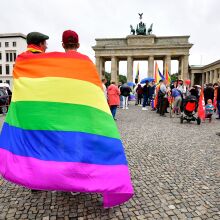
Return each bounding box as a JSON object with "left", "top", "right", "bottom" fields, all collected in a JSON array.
[{"left": 6, "top": 101, "right": 120, "bottom": 139}]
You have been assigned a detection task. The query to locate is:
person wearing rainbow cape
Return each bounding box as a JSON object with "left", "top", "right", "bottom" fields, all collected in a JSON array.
[{"left": 0, "top": 30, "right": 134, "bottom": 208}]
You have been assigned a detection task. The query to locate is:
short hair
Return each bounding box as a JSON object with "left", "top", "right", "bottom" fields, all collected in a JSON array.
[{"left": 63, "top": 43, "right": 79, "bottom": 50}]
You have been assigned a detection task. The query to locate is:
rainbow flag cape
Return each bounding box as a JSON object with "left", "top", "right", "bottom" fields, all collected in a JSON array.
[{"left": 0, "top": 51, "right": 134, "bottom": 208}]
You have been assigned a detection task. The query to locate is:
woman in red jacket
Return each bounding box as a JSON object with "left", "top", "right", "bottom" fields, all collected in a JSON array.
[{"left": 107, "top": 81, "right": 120, "bottom": 120}]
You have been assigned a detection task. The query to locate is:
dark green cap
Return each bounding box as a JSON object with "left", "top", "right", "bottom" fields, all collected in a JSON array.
[{"left": 26, "top": 32, "right": 49, "bottom": 45}]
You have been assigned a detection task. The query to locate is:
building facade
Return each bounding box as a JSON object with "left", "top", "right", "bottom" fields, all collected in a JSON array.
[
  {"left": 92, "top": 35, "right": 193, "bottom": 83},
  {"left": 0, "top": 33, "right": 26, "bottom": 88},
  {"left": 190, "top": 60, "right": 220, "bottom": 86}
]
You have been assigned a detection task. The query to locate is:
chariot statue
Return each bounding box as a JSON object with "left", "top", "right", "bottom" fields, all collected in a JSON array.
[{"left": 129, "top": 13, "right": 153, "bottom": 36}]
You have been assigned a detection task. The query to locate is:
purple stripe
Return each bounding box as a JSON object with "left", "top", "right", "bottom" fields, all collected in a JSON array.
[{"left": 0, "top": 148, "right": 133, "bottom": 208}]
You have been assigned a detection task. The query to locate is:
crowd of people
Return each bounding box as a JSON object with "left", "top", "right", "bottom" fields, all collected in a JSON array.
[{"left": 103, "top": 78, "right": 220, "bottom": 122}]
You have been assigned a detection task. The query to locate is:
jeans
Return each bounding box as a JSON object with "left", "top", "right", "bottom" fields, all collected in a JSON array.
[
  {"left": 119, "top": 95, "right": 123, "bottom": 108},
  {"left": 110, "top": 105, "right": 117, "bottom": 119},
  {"left": 142, "top": 94, "right": 149, "bottom": 107},
  {"left": 122, "top": 96, "right": 128, "bottom": 108}
]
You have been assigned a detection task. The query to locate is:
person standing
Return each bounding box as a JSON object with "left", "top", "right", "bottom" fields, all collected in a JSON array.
[
  {"left": 107, "top": 81, "right": 120, "bottom": 120},
  {"left": 102, "top": 78, "right": 107, "bottom": 99},
  {"left": 142, "top": 81, "right": 150, "bottom": 110},
  {"left": 159, "top": 80, "right": 168, "bottom": 116},
  {"left": 120, "top": 84, "right": 131, "bottom": 109},
  {"left": 149, "top": 80, "right": 156, "bottom": 108},
  {"left": 136, "top": 84, "right": 143, "bottom": 105},
  {"left": 216, "top": 82, "right": 220, "bottom": 119}
]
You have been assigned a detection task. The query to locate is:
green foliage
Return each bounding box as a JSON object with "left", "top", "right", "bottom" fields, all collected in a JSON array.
[
  {"left": 171, "top": 72, "right": 178, "bottom": 82},
  {"left": 104, "top": 72, "right": 127, "bottom": 85},
  {"left": 119, "top": 75, "right": 127, "bottom": 84}
]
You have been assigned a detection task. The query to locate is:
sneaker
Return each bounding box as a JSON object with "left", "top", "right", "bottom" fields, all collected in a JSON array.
[
  {"left": 216, "top": 132, "right": 220, "bottom": 136},
  {"left": 71, "top": 192, "right": 80, "bottom": 196},
  {"left": 142, "top": 107, "right": 148, "bottom": 110},
  {"left": 216, "top": 117, "right": 220, "bottom": 120},
  {"left": 126, "top": 107, "right": 129, "bottom": 110}
]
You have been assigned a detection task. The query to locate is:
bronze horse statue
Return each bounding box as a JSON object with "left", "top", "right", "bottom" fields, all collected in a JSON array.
[
  {"left": 130, "top": 25, "right": 135, "bottom": 35},
  {"left": 147, "top": 23, "right": 153, "bottom": 35}
]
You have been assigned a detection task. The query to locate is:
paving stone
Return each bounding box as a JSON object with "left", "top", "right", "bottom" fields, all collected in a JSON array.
[{"left": 0, "top": 106, "right": 219, "bottom": 219}]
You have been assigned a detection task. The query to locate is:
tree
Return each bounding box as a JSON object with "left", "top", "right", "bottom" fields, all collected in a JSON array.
[
  {"left": 119, "top": 75, "right": 127, "bottom": 84},
  {"left": 104, "top": 72, "right": 127, "bottom": 85},
  {"left": 171, "top": 72, "right": 178, "bottom": 82}
]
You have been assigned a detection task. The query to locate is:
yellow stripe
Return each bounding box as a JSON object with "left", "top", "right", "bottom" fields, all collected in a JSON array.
[{"left": 12, "top": 77, "right": 111, "bottom": 115}]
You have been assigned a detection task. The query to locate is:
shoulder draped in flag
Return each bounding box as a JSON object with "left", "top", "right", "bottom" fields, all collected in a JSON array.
[{"left": 0, "top": 51, "right": 134, "bottom": 208}]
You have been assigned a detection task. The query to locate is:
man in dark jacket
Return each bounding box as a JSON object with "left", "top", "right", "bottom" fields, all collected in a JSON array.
[{"left": 142, "top": 81, "right": 150, "bottom": 110}]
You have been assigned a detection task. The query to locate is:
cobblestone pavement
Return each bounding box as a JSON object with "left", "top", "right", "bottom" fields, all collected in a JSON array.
[{"left": 0, "top": 105, "right": 220, "bottom": 220}]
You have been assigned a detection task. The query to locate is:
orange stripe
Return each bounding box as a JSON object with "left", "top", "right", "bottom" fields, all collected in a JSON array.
[
  {"left": 13, "top": 58, "right": 102, "bottom": 88},
  {"left": 16, "top": 51, "right": 90, "bottom": 62}
]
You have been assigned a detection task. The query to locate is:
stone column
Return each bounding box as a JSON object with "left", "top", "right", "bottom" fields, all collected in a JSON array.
[
  {"left": 95, "top": 56, "right": 101, "bottom": 78},
  {"left": 202, "top": 72, "right": 205, "bottom": 86},
  {"left": 127, "top": 56, "right": 133, "bottom": 82},
  {"left": 210, "top": 70, "right": 214, "bottom": 84},
  {"left": 148, "top": 56, "right": 154, "bottom": 77},
  {"left": 191, "top": 72, "right": 194, "bottom": 86},
  {"left": 111, "top": 56, "right": 118, "bottom": 83},
  {"left": 213, "top": 69, "right": 218, "bottom": 83},
  {"left": 181, "top": 55, "right": 189, "bottom": 80},
  {"left": 178, "top": 58, "right": 182, "bottom": 79},
  {"left": 163, "top": 55, "right": 171, "bottom": 76},
  {"left": 205, "top": 72, "right": 209, "bottom": 84}
]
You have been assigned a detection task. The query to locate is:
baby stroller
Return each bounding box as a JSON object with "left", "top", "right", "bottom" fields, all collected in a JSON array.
[{"left": 180, "top": 95, "right": 201, "bottom": 125}]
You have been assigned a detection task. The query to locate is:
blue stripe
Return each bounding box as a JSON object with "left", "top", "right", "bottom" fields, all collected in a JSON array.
[{"left": 0, "top": 123, "right": 127, "bottom": 165}]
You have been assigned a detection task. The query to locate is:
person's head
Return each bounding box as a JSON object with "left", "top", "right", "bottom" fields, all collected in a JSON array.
[
  {"left": 159, "top": 79, "right": 163, "bottom": 84},
  {"left": 213, "top": 83, "right": 218, "bottom": 88},
  {"left": 62, "top": 30, "right": 80, "bottom": 51},
  {"left": 151, "top": 80, "right": 155, "bottom": 85},
  {"left": 26, "top": 32, "right": 49, "bottom": 52},
  {"left": 102, "top": 78, "right": 107, "bottom": 84},
  {"left": 118, "top": 82, "right": 122, "bottom": 86},
  {"left": 110, "top": 81, "right": 115, "bottom": 85},
  {"left": 145, "top": 80, "right": 149, "bottom": 85},
  {"left": 207, "top": 99, "right": 212, "bottom": 105},
  {"left": 178, "top": 79, "right": 183, "bottom": 85}
]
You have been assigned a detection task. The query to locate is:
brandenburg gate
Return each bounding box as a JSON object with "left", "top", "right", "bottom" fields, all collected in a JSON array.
[{"left": 92, "top": 14, "right": 193, "bottom": 83}]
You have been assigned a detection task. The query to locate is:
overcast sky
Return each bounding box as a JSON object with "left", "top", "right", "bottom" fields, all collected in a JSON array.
[{"left": 1, "top": 0, "right": 220, "bottom": 79}]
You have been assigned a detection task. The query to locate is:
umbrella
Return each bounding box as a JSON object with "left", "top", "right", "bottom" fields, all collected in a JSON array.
[
  {"left": 127, "top": 82, "right": 135, "bottom": 87},
  {"left": 140, "top": 77, "right": 155, "bottom": 84}
]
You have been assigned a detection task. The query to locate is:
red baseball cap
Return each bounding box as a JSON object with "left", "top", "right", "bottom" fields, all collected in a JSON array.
[{"left": 62, "top": 30, "right": 79, "bottom": 44}]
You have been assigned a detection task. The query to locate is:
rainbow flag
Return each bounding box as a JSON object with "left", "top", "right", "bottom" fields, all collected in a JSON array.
[
  {"left": 154, "top": 62, "right": 164, "bottom": 83},
  {"left": 165, "top": 64, "right": 171, "bottom": 85},
  {"left": 0, "top": 51, "right": 133, "bottom": 208}
]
